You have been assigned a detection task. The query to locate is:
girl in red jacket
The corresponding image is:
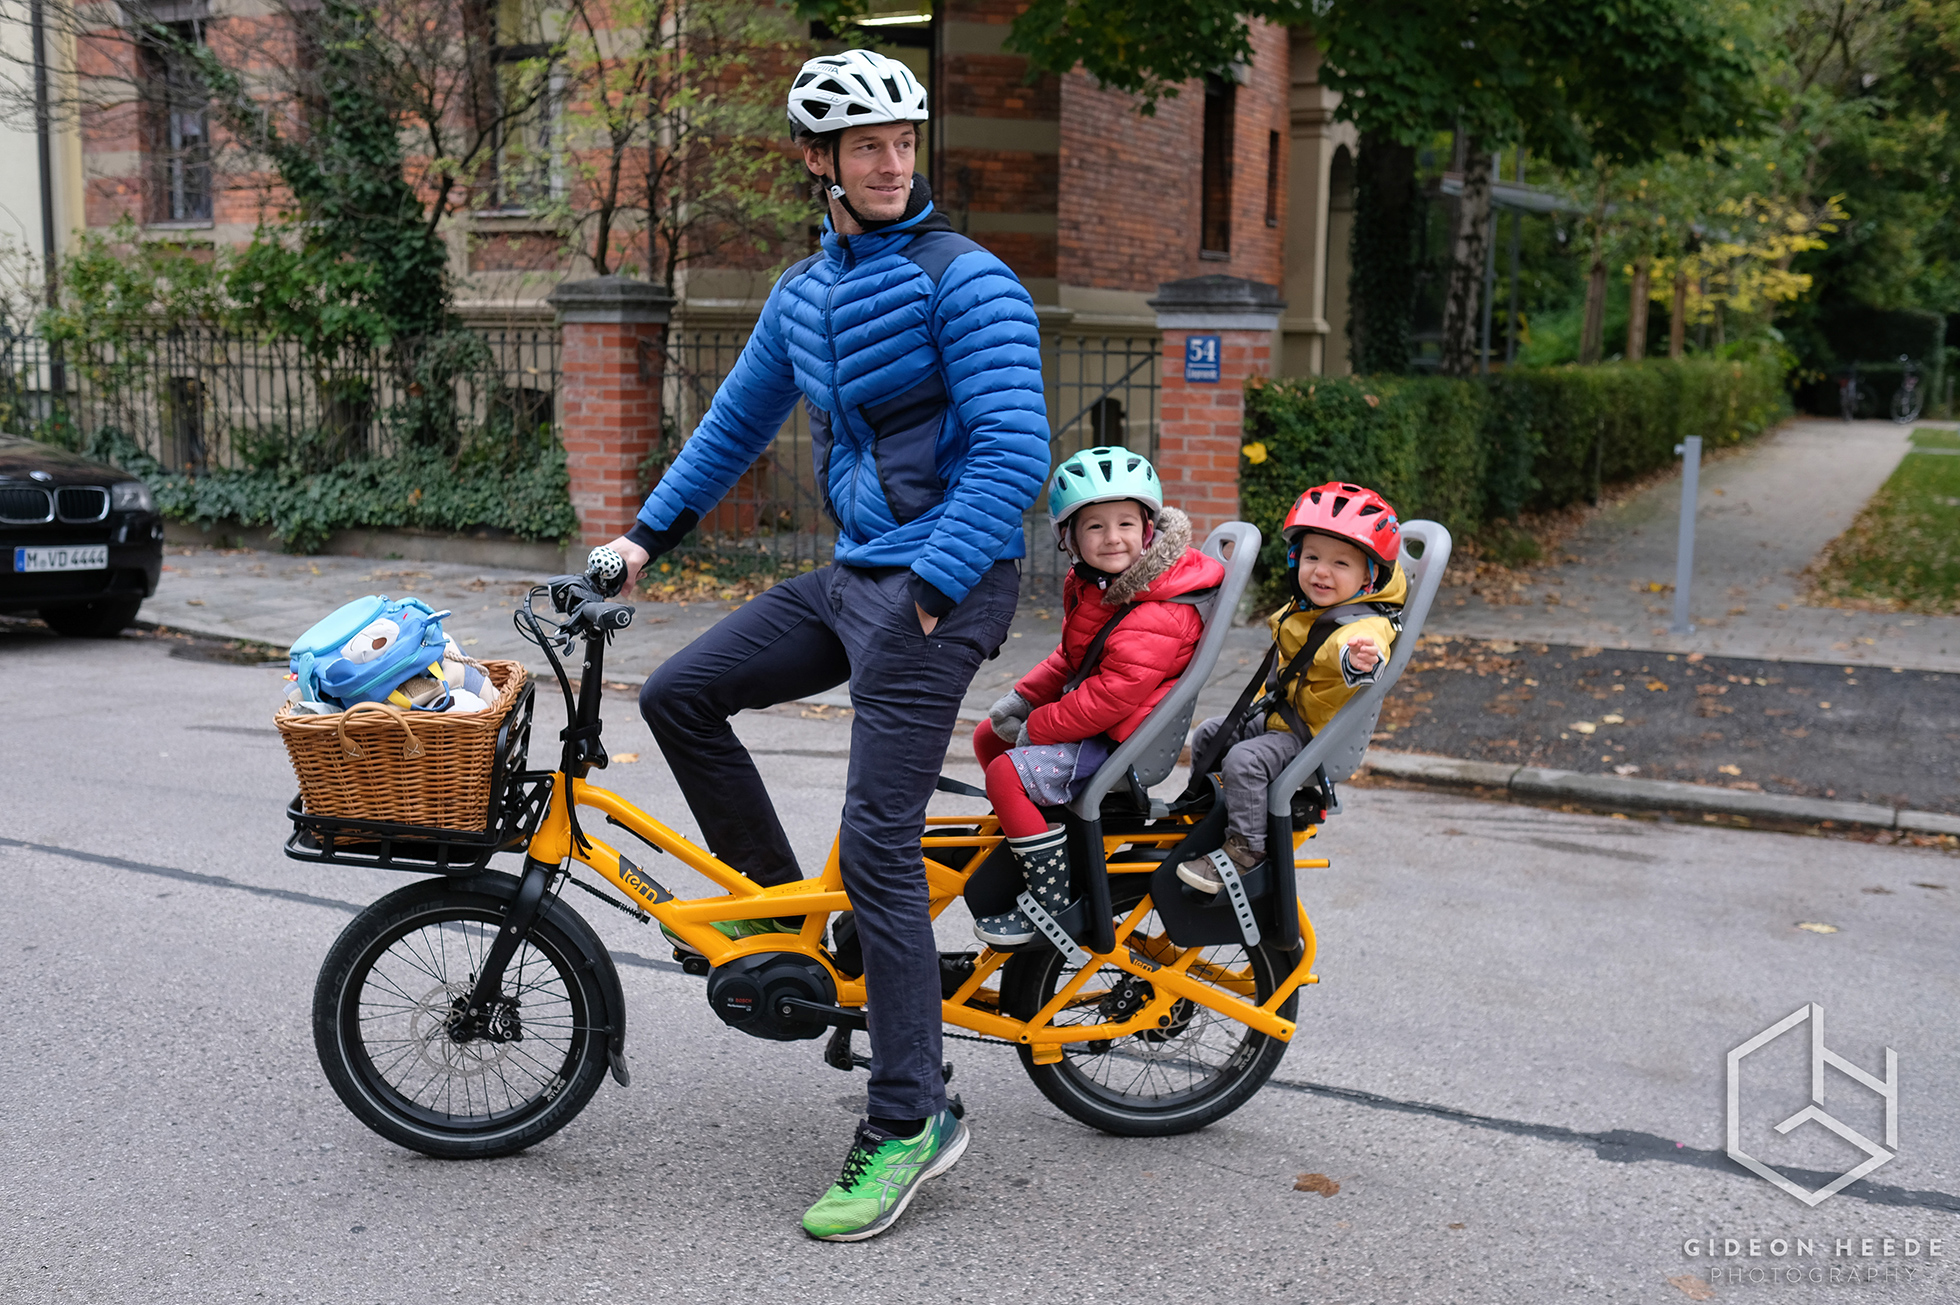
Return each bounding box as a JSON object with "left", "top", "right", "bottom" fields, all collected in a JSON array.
[{"left": 971, "top": 446, "right": 1225, "bottom": 947}]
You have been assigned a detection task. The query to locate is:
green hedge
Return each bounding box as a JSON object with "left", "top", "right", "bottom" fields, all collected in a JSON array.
[
  {"left": 1240, "top": 354, "right": 1788, "bottom": 586},
  {"left": 90, "top": 429, "right": 577, "bottom": 554}
]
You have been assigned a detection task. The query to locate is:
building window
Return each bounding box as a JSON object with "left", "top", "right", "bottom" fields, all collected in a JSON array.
[
  {"left": 141, "top": 21, "right": 212, "bottom": 223},
  {"left": 1265, "top": 130, "right": 1281, "bottom": 227},
  {"left": 1199, "top": 75, "right": 1235, "bottom": 257},
  {"left": 488, "top": 43, "right": 562, "bottom": 212}
]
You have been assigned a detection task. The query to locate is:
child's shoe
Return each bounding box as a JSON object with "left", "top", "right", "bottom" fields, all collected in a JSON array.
[
  {"left": 1176, "top": 833, "right": 1261, "bottom": 894},
  {"left": 973, "top": 828, "right": 1070, "bottom": 947}
]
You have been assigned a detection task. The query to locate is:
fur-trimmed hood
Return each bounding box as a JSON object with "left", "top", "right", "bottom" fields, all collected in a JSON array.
[{"left": 1103, "top": 506, "right": 1199, "bottom": 605}]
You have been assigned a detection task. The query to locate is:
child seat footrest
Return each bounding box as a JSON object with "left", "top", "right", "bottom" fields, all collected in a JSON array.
[{"left": 1204, "top": 851, "right": 1263, "bottom": 948}]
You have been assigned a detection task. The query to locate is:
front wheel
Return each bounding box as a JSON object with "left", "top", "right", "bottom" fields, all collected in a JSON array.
[
  {"left": 1002, "top": 899, "right": 1298, "bottom": 1137},
  {"left": 314, "top": 876, "right": 612, "bottom": 1158},
  {"left": 1891, "top": 381, "right": 1923, "bottom": 424}
]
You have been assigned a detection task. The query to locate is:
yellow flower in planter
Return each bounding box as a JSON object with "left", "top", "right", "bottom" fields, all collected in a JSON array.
[{"left": 1241, "top": 441, "right": 1269, "bottom": 464}]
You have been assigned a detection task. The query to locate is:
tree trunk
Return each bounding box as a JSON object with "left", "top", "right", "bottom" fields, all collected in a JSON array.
[
  {"left": 1668, "top": 270, "right": 1688, "bottom": 358},
  {"left": 1624, "top": 257, "right": 1651, "bottom": 362},
  {"left": 1578, "top": 256, "right": 1608, "bottom": 364},
  {"left": 1349, "top": 131, "right": 1420, "bottom": 376},
  {"left": 1440, "top": 141, "right": 1493, "bottom": 378}
]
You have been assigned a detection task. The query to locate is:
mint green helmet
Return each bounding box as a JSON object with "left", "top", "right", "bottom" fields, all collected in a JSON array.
[{"left": 1048, "top": 446, "right": 1162, "bottom": 549}]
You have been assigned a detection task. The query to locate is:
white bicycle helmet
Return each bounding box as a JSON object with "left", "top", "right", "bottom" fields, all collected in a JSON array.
[{"left": 788, "top": 50, "right": 929, "bottom": 137}]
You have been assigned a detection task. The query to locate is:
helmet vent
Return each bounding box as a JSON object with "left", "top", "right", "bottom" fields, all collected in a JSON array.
[
  {"left": 1332, "top": 495, "right": 1350, "bottom": 514},
  {"left": 1358, "top": 503, "right": 1381, "bottom": 516},
  {"left": 1097, "top": 458, "right": 1113, "bottom": 479}
]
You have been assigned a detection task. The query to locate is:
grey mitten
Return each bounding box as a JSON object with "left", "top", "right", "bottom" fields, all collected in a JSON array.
[
  {"left": 1013, "top": 719, "right": 1033, "bottom": 748},
  {"left": 988, "top": 689, "right": 1031, "bottom": 741}
]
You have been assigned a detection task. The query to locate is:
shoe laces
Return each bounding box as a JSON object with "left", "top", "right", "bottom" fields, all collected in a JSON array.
[{"left": 838, "top": 1124, "right": 893, "bottom": 1189}]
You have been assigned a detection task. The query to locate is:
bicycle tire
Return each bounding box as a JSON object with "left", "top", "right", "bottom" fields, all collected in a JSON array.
[
  {"left": 1002, "top": 896, "right": 1298, "bottom": 1137},
  {"left": 314, "top": 875, "right": 612, "bottom": 1158}
]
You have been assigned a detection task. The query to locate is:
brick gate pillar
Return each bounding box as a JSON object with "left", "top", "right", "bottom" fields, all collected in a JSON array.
[
  {"left": 1149, "top": 275, "right": 1285, "bottom": 540},
  {"left": 547, "top": 276, "right": 677, "bottom": 551}
]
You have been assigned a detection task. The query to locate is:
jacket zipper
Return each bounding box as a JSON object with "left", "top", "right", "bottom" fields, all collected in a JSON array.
[{"left": 823, "top": 238, "right": 853, "bottom": 529}]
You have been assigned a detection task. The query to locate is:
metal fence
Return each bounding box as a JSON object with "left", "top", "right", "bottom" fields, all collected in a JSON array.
[
  {"left": 660, "top": 328, "right": 1160, "bottom": 594},
  {"left": 0, "top": 326, "right": 561, "bottom": 472},
  {"left": 1, "top": 318, "right": 1159, "bottom": 589}
]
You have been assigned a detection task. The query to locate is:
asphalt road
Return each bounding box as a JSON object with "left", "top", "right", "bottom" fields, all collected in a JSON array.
[
  {"left": 4, "top": 623, "right": 1958, "bottom": 1304},
  {"left": 1380, "top": 638, "right": 1960, "bottom": 813}
]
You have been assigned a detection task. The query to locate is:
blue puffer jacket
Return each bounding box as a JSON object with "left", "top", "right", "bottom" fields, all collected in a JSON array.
[{"left": 630, "top": 199, "right": 1051, "bottom": 611}]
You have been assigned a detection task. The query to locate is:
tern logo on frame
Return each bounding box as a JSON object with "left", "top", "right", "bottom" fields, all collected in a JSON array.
[{"left": 1727, "top": 1004, "right": 1898, "bottom": 1207}]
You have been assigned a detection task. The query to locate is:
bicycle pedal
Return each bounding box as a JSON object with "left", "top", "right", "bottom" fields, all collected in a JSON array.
[
  {"left": 947, "top": 1093, "right": 965, "bottom": 1121},
  {"left": 823, "top": 1024, "right": 871, "bottom": 1073},
  {"left": 941, "top": 1061, "right": 954, "bottom": 1084}
]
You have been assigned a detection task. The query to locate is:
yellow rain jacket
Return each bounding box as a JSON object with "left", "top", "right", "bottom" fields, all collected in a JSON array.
[{"left": 1263, "top": 563, "right": 1407, "bottom": 736}]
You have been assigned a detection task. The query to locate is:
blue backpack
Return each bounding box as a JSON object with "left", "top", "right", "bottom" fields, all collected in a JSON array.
[{"left": 289, "top": 595, "right": 453, "bottom": 710}]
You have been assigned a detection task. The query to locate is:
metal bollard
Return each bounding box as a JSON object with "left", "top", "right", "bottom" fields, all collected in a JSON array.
[{"left": 1670, "top": 436, "right": 1701, "bottom": 635}]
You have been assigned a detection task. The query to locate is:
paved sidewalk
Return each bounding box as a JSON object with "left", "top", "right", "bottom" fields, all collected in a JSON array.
[
  {"left": 137, "top": 548, "right": 1273, "bottom": 720},
  {"left": 1427, "top": 417, "right": 1960, "bottom": 671}
]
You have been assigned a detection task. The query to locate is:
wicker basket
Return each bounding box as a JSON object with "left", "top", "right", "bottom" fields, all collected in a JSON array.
[{"left": 277, "top": 659, "right": 530, "bottom": 832}]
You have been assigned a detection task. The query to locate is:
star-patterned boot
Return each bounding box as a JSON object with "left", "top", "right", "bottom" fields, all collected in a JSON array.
[{"left": 972, "top": 827, "right": 1071, "bottom": 948}]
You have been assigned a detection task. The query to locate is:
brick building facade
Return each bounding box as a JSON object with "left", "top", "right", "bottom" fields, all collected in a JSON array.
[{"left": 56, "top": 2, "right": 1359, "bottom": 377}]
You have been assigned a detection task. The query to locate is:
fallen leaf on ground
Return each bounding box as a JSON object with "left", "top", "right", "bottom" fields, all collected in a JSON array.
[
  {"left": 1602, "top": 713, "right": 1625, "bottom": 724},
  {"left": 1571, "top": 721, "right": 1597, "bottom": 734},
  {"left": 1818, "top": 701, "right": 1832, "bottom": 709},
  {"left": 1796, "top": 922, "right": 1839, "bottom": 934},
  {"left": 1718, "top": 764, "right": 1742, "bottom": 775},
  {"left": 1447, "top": 1222, "right": 1466, "bottom": 1230},
  {"left": 1914, "top": 882, "right": 1947, "bottom": 890},
  {"left": 1294, "top": 1173, "right": 1340, "bottom": 1196},
  {"left": 1668, "top": 1273, "right": 1716, "bottom": 1300},
  {"left": 610, "top": 752, "right": 640, "bottom": 764},
  {"left": 1614, "top": 764, "right": 1640, "bottom": 776},
  {"left": 1862, "top": 886, "right": 1895, "bottom": 894},
  {"left": 1646, "top": 679, "right": 1669, "bottom": 691}
]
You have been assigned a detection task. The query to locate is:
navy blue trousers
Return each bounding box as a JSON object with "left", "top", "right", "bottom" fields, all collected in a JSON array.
[{"left": 641, "top": 560, "right": 1018, "bottom": 1119}]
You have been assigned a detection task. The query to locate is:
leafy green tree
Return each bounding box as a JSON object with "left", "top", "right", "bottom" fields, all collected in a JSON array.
[{"left": 547, "top": 0, "right": 812, "bottom": 284}]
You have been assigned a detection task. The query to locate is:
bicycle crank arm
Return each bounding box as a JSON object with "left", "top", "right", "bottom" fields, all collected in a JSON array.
[
  {"left": 777, "top": 996, "right": 868, "bottom": 1031},
  {"left": 460, "top": 858, "right": 556, "bottom": 1033}
]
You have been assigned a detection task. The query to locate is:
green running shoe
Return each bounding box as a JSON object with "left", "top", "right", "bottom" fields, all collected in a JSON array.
[
  {"left": 660, "top": 916, "right": 802, "bottom": 956},
  {"left": 801, "top": 1111, "right": 969, "bottom": 1242}
]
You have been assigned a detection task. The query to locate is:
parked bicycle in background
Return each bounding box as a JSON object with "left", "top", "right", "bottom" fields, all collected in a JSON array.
[{"left": 1891, "top": 354, "right": 1925, "bottom": 424}]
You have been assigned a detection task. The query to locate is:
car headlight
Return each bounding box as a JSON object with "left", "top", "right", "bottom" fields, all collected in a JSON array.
[{"left": 111, "top": 480, "right": 155, "bottom": 513}]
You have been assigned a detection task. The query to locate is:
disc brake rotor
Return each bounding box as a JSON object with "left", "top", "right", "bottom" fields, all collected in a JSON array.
[{"left": 407, "top": 982, "right": 514, "bottom": 1077}]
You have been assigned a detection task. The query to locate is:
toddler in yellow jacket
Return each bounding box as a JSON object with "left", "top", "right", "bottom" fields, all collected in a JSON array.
[{"left": 1180, "top": 482, "right": 1403, "bottom": 891}]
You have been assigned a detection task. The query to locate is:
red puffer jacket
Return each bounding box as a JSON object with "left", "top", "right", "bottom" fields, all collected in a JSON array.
[{"left": 1018, "top": 506, "right": 1224, "bottom": 745}]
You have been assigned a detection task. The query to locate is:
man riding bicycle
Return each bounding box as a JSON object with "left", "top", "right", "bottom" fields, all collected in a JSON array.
[{"left": 603, "top": 49, "right": 1050, "bottom": 1241}]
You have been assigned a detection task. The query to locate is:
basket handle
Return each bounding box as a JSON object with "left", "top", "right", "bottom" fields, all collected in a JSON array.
[{"left": 336, "top": 702, "right": 425, "bottom": 762}]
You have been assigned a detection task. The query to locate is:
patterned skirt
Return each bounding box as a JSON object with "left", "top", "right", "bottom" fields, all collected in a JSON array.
[{"left": 1006, "top": 734, "right": 1113, "bottom": 807}]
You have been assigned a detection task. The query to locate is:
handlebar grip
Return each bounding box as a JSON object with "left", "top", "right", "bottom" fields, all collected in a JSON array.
[{"left": 587, "top": 545, "right": 626, "bottom": 598}]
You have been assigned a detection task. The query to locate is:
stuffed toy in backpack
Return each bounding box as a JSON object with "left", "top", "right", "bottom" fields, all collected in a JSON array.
[
  {"left": 390, "top": 636, "right": 503, "bottom": 715},
  {"left": 289, "top": 595, "right": 458, "bottom": 713}
]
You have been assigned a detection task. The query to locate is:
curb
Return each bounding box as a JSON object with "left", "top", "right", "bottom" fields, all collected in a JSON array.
[{"left": 1365, "top": 749, "right": 1960, "bottom": 836}]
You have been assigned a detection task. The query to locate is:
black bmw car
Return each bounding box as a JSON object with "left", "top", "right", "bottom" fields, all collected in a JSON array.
[{"left": 0, "top": 435, "right": 164, "bottom": 636}]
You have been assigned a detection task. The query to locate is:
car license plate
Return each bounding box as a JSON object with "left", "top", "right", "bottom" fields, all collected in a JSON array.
[{"left": 13, "top": 545, "right": 108, "bottom": 572}]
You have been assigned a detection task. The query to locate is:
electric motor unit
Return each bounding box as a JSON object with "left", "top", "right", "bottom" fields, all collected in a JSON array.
[{"left": 705, "top": 952, "right": 837, "bottom": 1041}]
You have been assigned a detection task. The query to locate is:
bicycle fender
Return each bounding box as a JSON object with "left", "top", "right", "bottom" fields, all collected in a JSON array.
[{"left": 453, "top": 871, "right": 630, "bottom": 1087}]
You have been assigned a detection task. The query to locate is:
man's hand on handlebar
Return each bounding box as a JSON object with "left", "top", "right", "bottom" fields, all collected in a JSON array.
[{"left": 602, "top": 536, "right": 651, "bottom": 592}]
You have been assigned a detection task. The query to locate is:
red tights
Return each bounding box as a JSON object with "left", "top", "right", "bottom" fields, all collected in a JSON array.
[{"left": 973, "top": 722, "right": 1051, "bottom": 838}]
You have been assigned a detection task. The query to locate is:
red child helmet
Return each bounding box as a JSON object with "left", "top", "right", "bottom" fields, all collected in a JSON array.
[{"left": 1282, "top": 482, "right": 1401, "bottom": 568}]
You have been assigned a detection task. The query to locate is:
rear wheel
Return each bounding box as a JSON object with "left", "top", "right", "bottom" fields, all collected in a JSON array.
[
  {"left": 313, "top": 877, "right": 611, "bottom": 1158},
  {"left": 1891, "top": 380, "right": 1923, "bottom": 424},
  {"left": 1002, "top": 898, "right": 1298, "bottom": 1136},
  {"left": 40, "top": 596, "right": 142, "bottom": 638}
]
